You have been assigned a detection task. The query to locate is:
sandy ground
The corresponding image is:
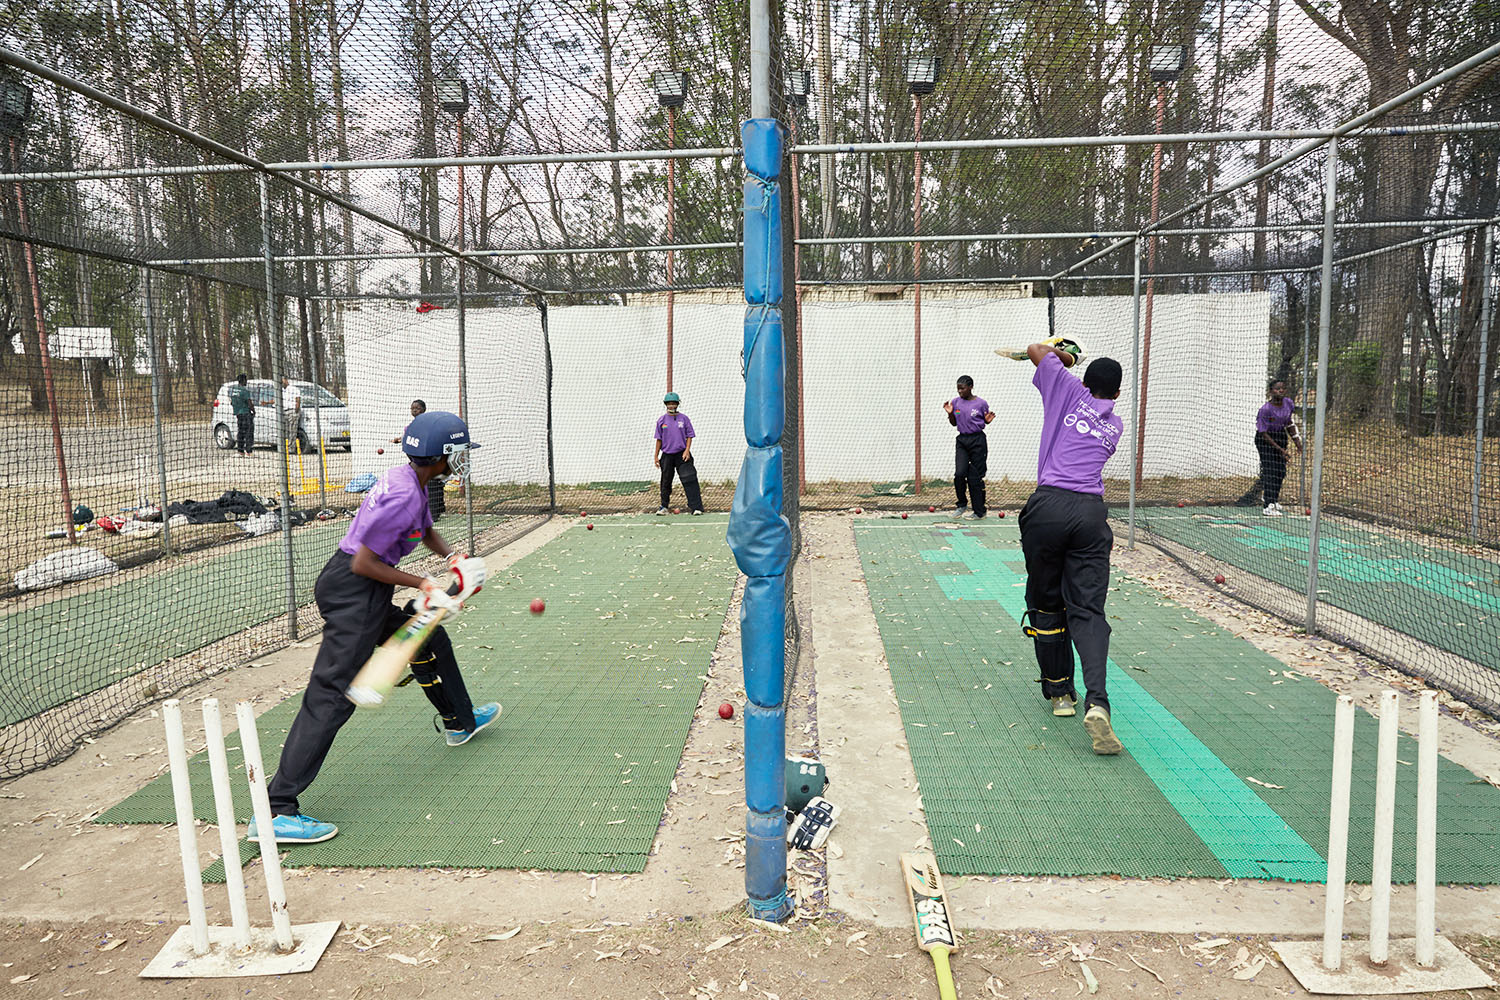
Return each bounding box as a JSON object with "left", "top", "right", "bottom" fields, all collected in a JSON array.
[{"left": 3, "top": 511, "right": 1499, "bottom": 998}]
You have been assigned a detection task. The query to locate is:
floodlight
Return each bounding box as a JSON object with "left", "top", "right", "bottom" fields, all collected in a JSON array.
[
  {"left": 435, "top": 76, "right": 470, "bottom": 115},
  {"left": 1149, "top": 44, "right": 1187, "bottom": 83},
  {"left": 653, "top": 70, "right": 690, "bottom": 108},
  {"left": 787, "top": 69, "right": 812, "bottom": 108},
  {"left": 0, "top": 78, "right": 32, "bottom": 138},
  {"left": 906, "top": 55, "right": 942, "bottom": 95}
]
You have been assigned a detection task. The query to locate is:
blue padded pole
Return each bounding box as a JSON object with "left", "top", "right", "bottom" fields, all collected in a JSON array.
[{"left": 728, "top": 115, "right": 793, "bottom": 923}]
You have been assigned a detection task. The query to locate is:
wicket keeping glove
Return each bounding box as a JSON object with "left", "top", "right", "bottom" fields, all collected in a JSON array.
[
  {"left": 416, "top": 576, "right": 462, "bottom": 615},
  {"left": 446, "top": 552, "right": 488, "bottom": 604}
]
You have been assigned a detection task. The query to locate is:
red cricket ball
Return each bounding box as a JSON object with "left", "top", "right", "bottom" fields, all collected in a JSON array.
[
  {"left": 580, "top": 509, "right": 587, "bottom": 517},
  {"left": 997, "top": 511, "right": 1006, "bottom": 518},
  {"left": 854, "top": 507, "right": 863, "bottom": 514},
  {"left": 901, "top": 512, "right": 909, "bottom": 519},
  {"left": 1177, "top": 501, "right": 1186, "bottom": 508},
  {"left": 1214, "top": 573, "right": 1226, "bottom": 585},
  {"left": 672, "top": 508, "right": 680, "bottom": 515},
  {"left": 529, "top": 598, "right": 545, "bottom": 614},
  {"left": 928, "top": 506, "right": 936, "bottom": 513},
  {"left": 587, "top": 524, "right": 594, "bottom": 530},
  {"left": 718, "top": 703, "right": 734, "bottom": 720},
  {"left": 376, "top": 448, "right": 384, "bottom": 454}
]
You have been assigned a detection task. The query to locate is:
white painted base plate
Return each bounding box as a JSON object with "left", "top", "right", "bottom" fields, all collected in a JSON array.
[
  {"left": 139, "top": 921, "right": 341, "bottom": 978},
  {"left": 1275, "top": 936, "right": 1494, "bottom": 995}
]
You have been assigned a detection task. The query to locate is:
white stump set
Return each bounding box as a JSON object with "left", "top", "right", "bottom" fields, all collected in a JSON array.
[
  {"left": 141, "top": 698, "right": 340, "bottom": 979},
  {"left": 1275, "top": 691, "right": 1493, "bottom": 995}
]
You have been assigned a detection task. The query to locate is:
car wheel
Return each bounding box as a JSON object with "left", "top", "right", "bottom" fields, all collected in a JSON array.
[{"left": 214, "top": 424, "right": 233, "bottom": 449}]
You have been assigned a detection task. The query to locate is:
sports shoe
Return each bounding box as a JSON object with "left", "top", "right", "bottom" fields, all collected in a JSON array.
[
  {"left": 951, "top": 505, "right": 968, "bottom": 517},
  {"left": 247, "top": 812, "right": 338, "bottom": 844},
  {"left": 691, "top": 509, "right": 705, "bottom": 516},
  {"left": 1263, "top": 504, "right": 1282, "bottom": 517},
  {"left": 1083, "top": 706, "right": 1123, "bottom": 755},
  {"left": 1051, "top": 695, "right": 1077, "bottom": 717},
  {"left": 445, "top": 701, "right": 502, "bottom": 747},
  {"left": 1271, "top": 502, "right": 1284, "bottom": 514},
  {"left": 655, "top": 507, "right": 669, "bottom": 516},
  {"left": 964, "top": 510, "right": 986, "bottom": 520}
]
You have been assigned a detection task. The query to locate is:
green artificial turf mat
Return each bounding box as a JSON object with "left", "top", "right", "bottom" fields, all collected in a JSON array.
[
  {"left": 576, "top": 481, "right": 655, "bottom": 495},
  {"left": 97, "top": 520, "right": 737, "bottom": 877},
  {"left": 1132, "top": 505, "right": 1500, "bottom": 672},
  {"left": 3, "top": 515, "right": 515, "bottom": 726},
  {"left": 855, "top": 519, "right": 1500, "bottom": 882}
]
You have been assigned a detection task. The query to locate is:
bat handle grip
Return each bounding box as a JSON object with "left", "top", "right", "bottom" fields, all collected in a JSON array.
[{"left": 931, "top": 946, "right": 957, "bottom": 1000}]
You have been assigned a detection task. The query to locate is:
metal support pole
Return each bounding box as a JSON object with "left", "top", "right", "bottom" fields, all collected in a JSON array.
[
  {"left": 142, "top": 269, "right": 173, "bottom": 556},
  {"left": 912, "top": 92, "right": 924, "bottom": 496},
  {"left": 1127, "top": 237, "right": 1142, "bottom": 548},
  {"left": 666, "top": 105, "right": 676, "bottom": 393},
  {"left": 1300, "top": 273, "right": 1312, "bottom": 503},
  {"left": 1134, "top": 82, "right": 1167, "bottom": 489},
  {"left": 791, "top": 119, "right": 805, "bottom": 493},
  {"left": 456, "top": 114, "right": 475, "bottom": 554},
  {"left": 1473, "top": 225, "right": 1493, "bottom": 540},
  {"left": 259, "top": 174, "right": 299, "bottom": 640},
  {"left": 12, "top": 136, "right": 76, "bottom": 543},
  {"left": 1307, "top": 140, "right": 1338, "bottom": 633},
  {"left": 539, "top": 296, "right": 556, "bottom": 512}
]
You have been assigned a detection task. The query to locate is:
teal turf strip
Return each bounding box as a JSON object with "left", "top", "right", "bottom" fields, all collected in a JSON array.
[{"left": 922, "top": 529, "right": 1325, "bottom": 880}]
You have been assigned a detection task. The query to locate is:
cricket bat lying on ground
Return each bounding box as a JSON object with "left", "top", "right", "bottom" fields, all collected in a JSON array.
[
  {"left": 901, "top": 851, "right": 959, "bottom": 1000},
  {"left": 345, "top": 580, "right": 462, "bottom": 708}
]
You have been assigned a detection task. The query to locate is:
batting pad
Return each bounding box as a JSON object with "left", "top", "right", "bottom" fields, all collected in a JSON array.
[
  {"left": 98, "top": 519, "right": 737, "bottom": 876},
  {"left": 855, "top": 519, "right": 1500, "bottom": 882}
]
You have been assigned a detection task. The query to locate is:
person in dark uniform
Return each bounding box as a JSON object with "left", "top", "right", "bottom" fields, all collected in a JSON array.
[
  {"left": 251, "top": 411, "right": 499, "bottom": 844},
  {"left": 1019, "top": 340, "right": 1126, "bottom": 755},
  {"left": 393, "top": 399, "right": 446, "bottom": 521},
  {"left": 229, "top": 373, "right": 255, "bottom": 457},
  {"left": 654, "top": 391, "right": 704, "bottom": 515},
  {"left": 944, "top": 375, "right": 994, "bottom": 518}
]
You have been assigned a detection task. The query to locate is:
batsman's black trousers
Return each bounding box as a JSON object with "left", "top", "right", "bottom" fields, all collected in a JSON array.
[
  {"left": 1018, "top": 485, "right": 1113, "bottom": 713},
  {"left": 954, "top": 432, "right": 987, "bottom": 515},
  {"left": 267, "top": 549, "right": 475, "bottom": 817},
  {"left": 235, "top": 412, "right": 255, "bottom": 454},
  {"left": 659, "top": 450, "right": 704, "bottom": 511}
]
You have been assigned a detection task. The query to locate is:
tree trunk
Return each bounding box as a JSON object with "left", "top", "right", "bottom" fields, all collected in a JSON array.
[{"left": 326, "top": 0, "right": 358, "bottom": 295}]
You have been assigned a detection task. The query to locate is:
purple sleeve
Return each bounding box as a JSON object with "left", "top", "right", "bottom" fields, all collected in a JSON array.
[
  {"left": 653, "top": 417, "right": 663, "bottom": 442},
  {"left": 1033, "top": 352, "right": 1081, "bottom": 409},
  {"left": 682, "top": 415, "right": 696, "bottom": 438},
  {"left": 1254, "top": 402, "right": 1273, "bottom": 433}
]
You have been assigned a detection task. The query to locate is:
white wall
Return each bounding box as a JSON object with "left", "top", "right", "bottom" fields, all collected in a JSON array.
[{"left": 342, "top": 292, "right": 1269, "bottom": 487}]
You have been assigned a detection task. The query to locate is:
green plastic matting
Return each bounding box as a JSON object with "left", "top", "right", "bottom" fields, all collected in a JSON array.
[
  {"left": 98, "top": 519, "right": 737, "bottom": 876},
  {"left": 855, "top": 519, "right": 1500, "bottom": 882},
  {"left": 3, "top": 515, "right": 516, "bottom": 726},
  {"left": 1134, "top": 505, "right": 1500, "bottom": 672}
]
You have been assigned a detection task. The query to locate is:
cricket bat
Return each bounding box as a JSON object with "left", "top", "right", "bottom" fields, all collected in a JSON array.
[
  {"left": 900, "top": 851, "right": 959, "bottom": 1000},
  {"left": 345, "top": 580, "right": 462, "bottom": 708}
]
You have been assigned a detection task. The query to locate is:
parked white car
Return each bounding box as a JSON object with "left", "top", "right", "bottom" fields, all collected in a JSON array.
[{"left": 211, "top": 379, "right": 352, "bottom": 452}]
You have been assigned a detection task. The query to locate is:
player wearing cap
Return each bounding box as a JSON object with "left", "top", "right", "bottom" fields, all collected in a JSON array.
[
  {"left": 252, "top": 411, "right": 499, "bottom": 844},
  {"left": 653, "top": 391, "right": 705, "bottom": 515},
  {"left": 1018, "top": 341, "right": 1127, "bottom": 755}
]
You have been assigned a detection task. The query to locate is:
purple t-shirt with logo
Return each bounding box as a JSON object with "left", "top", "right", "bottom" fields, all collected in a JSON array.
[
  {"left": 1033, "top": 353, "right": 1124, "bottom": 495},
  {"left": 339, "top": 465, "right": 433, "bottom": 566},
  {"left": 1256, "top": 397, "right": 1296, "bottom": 434},
  {"left": 655, "top": 412, "right": 695, "bottom": 454},
  {"left": 950, "top": 396, "right": 990, "bottom": 434}
]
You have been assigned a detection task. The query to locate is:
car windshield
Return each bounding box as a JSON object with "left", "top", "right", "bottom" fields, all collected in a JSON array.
[{"left": 298, "top": 386, "right": 345, "bottom": 407}]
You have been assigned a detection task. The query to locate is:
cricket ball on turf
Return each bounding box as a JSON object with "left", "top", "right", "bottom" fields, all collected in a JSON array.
[
  {"left": 1177, "top": 501, "right": 1186, "bottom": 508},
  {"left": 854, "top": 507, "right": 863, "bottom": 514},
  {"left": 587, "top": 524, "right": 594, "bottom": 530},
  {"left": 580, "top": 509, "right": 587, "bottom": 517},
  {"left": 672, "top": 508, "right": 680, "bottom": 515},
  {"left": 1214, "top": 574, "right": 1226, "bottom": 585},
  {"left": 901, "top": 512, "right": 909, "bottom": 519},
  {"left": 529, "top": 598, "right": 545, "bottom": 614},
  {"left": 997, "top": 511, "right": 1006, "bottom": 518},
  {"left": 718, "top": 703, "right": 735, "bottom": 720},
  {"left": 928, "top": 505, "right": 936, "bottom": 513},
  {"left": 376, "top": 448, "right": 384, "bottom": 454}
]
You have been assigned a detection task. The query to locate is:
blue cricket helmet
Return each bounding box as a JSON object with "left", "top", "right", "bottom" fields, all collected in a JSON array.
[{"left": 402, "top": 411, "right": 479, "bottom": 459}]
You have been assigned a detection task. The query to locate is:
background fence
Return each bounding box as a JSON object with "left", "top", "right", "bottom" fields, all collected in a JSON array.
[{"left": 2, "top": 1, "right": 1499, "bottom": 778}]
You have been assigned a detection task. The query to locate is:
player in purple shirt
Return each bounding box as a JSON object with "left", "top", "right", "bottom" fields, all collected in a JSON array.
[
  {"left": 254, "top": 412, "right": 499, "bottom": 845},
  {"left": 943, "top": 375, "right": 995, "bottom": 518},
  {"left": 1235, "top": 379, "right": 1302, "bottom": 515},
  {"left": 1019, "top": 343, "right": 1126, "bottom": 755},
  {"left": 654, "top": 391, "right": 705, "bottom": 515}
]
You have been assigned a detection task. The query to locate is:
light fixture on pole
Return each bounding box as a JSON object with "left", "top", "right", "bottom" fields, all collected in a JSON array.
[
  {"left": 1, "top": 76, "right": 76, "bottom": 543},
  {"left": 1135, "top": 42, "right": 1187, "bottom": 487},
  {"left": 655, "top": 69, "right": 690, "bottom": 391},
  {"left": 786, "top": 70, "right": 812, "bottom": 112},
  {"left": 435, "top": 76, "right": 470, "bottom": 116},
  {"left": 906, "top": 53, "right": 941, "bottom": 494}
]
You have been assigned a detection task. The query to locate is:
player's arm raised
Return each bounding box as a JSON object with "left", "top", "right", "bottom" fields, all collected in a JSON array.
[{"left": 1027, "top": 341, "right": 1077, "bottom": 368}]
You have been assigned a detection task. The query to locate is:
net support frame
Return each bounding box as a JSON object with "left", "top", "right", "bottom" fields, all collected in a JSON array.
[
  {"left": 1474, "top": 225, "right": 1494, "bottom": 540},
  {"left": 1306, "top": 139, "right": 1339, "bottom": 633}
]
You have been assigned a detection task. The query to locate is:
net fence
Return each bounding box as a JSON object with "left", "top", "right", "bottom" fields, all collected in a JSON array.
[{"left": 2, "top": 0, "right": 1499, "bottom": 776}]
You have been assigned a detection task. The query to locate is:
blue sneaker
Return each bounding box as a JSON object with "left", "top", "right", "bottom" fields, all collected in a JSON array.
[
  {"left": 247, "top": 812, "right": 338, "bottom": 844},
  {"left": 446, "top": 702, "right": 502, "bottom": 747}
]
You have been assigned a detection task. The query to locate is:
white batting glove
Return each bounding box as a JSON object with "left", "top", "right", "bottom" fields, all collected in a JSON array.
[
  {"left": 416, "top": 576, "right": 462, "bottom": 615},
  {"left": 446, "top": 552, "right": 488, "bottom": 604}
]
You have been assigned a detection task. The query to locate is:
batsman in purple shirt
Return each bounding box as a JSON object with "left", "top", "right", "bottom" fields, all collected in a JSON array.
[
  {"left": 257, "top": 411, "right": 500, "bottom": 847},
  {"left": 1019, "top": 343, "right": 1126, "bottom": 755},
  {"left": 943, "top": 375, "right": 996, "bottom": 518}
]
